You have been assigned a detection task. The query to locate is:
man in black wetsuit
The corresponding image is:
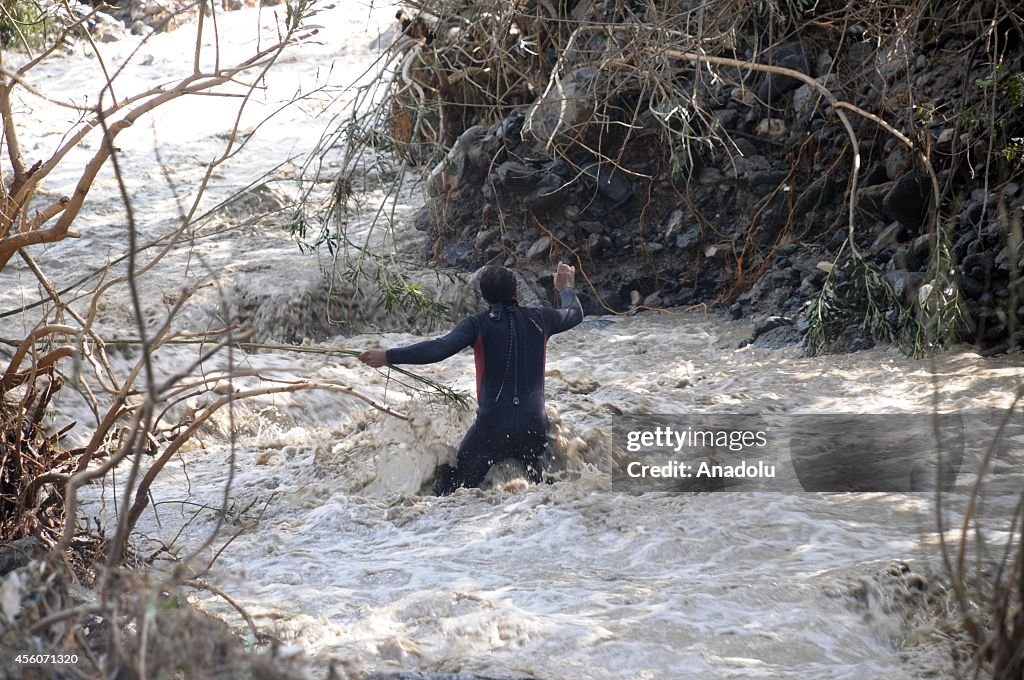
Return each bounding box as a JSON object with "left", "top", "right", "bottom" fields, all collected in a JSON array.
[{"left": 358, "top": 263, "right": 584, "bottom": 494}]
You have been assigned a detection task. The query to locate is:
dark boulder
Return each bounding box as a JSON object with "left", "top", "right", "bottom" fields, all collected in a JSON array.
[
  {"left": 857, "top": 181, "right": 894, "bottom": 224},
  {"left": 581, "top": 163, "right": 632, "bottom": 206},
  {"left": 757, "top": 42, "right": 809, "bottom": 103},
  {"left": 884, "top": 174, "right": 932, "bottom": 231},
  {"left": 493, "top": 161, "right": 542, "bottom": 193}
]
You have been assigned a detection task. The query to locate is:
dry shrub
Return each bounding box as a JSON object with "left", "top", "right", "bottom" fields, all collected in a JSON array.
[
  {"left": 1, "top": 373, "right": 72, "bottom": 546},
  {"left": 0, "top": 557, "right": 308, "bottom": 679}
]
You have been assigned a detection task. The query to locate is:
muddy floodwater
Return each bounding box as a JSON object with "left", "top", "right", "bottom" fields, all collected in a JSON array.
[{"left": 3, "top": 3, "right": 1022, "bottom": 678}]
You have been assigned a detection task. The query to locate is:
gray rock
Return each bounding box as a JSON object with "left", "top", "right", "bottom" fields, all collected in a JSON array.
[
  {"left": 962, "top": 251, "right": 993, "bottom": 272},
  {"left": 125, "top": 0, "right": 158, "bottom": 20},
  {"left": 890, "top": 247, "right": 911, "bottom": 271},
  {"left": 698, "top": 167, "right": 724, "bottom": 186},
  {"left": 753, "top": 323, "right": 802, "bottom": 349},
  {"left": 672, "top": 287, "right": 695, "bottom": 303},
  {"left": 868, "top": 223, "right": 901, "bottom": 255},
  {"left": 675, "top": 227, "right": 700, "bottom": 250},
  {"left": 798, "top": 276, "right": 819, "bottom": 296},
  {"left": 428, "top": 126, "right": 489, "bottom": 199},
  {"left": 828, "top": 228, "right": 847, "bottom": 250},
  {"left": 581, "top": 163, "right": 632, "bottom": 205},
  {"left": 757, "top": 42, "right": 809, "bottom": 103},
  {"left": 732, "top": 154, "right": 770, "bottom": 179},
  {"left": 748, "top": 170, "right": 789, "bottom": 191},
  {"left": 952, "top": 230, "right": 976, "bottom": 261},
  {"left": 754, "top": 315, "right": 794, "bottom": 337},
  {"left": 911, "top": 233, "right": 932, "bottom": 257},
  {"left": 862, "top": 162, "right": 889, "bottom": 186},
  {"left": 884, "top": 145, "right": 911, "bottom": 180},
  {"left": 526, "top": 236, "right": 551, "bottom": 259},
  {"left": 792, "top": 74, "right": 834, "bottom": 117},
  {"left": 884, "top": 174, "right": 931, "bottom": 230},
  {"left": 643, "top": 291, "right": 663, "bottom": 307},
  {"left": 754, "top": 118, "right": 787, "bottom": 139},
  {"left": 93, "top": 12, "right": 125, "bottom": 42},
  {"left": 523, "top": 66, "right": 595, "bottom": 143},
  {"left": 731, "top": 86, "right": 758, "bottom": 106},
  {"left": 475, "top": 227, "right": 499, "bottom": 250},
  {"left": 713, "top": 108, "right": 738, "bottom": 128},
  {"left": 847, "top": 40, "right": 875, "bottom": 70},
  {"left": 493, "top": 161, "right": 540, "bottom": 192},
  {"left": 528, "top": 175, "right": 569, "bottom": 213},
  {"left": 857, "top": 182, "right": 894, "bottom": 224},
  {"left": 662, "top": 209, "right": 683, "bottom": 240},
  {"left": 996, "top": 245, "right": 1011, "bottom": 271},
  {"left": 441, "top": 242, "right": 474, "bottom": 267},
  {"left": 844, "top": 332, "right": 875, "bottom": 353},
  {"left": 792, "top": 83, "right": 816, "bottom": 116},
  {"left": 983, "top": 323, "right": 1007, "bottom": 343},
  {"left": 970, "top": 188, "right": 991, "bottom": 203},
  {"left": 98, "top": 27, "right": 123, "bottom": 42},
  {"left": 214, "top": 182, "right": 287, "bottom": 220},
  {"left": 883, "top": 270, "right": 924, "bottom": 303},
  {"left": 792, "top": 175, "right": 838, "bottom": 220},
  {"left": 876, "top": 37, "right": 912, "bottom": 81},
  {"left": 704, "top": 243, "right": 729, "bottom": 259}
]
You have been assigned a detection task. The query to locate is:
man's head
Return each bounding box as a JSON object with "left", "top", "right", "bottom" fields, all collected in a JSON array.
[{"left": 478, "top": 265, "right": 517, "bottom": 304}]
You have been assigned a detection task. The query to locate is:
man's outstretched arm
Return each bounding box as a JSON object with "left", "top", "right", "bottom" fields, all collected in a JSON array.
[
  {"left": 542, "top": 263, "right": 584, "bottom": 335},
  {"left": 358, "top": 316, "right": 478, "bottom": 367}
]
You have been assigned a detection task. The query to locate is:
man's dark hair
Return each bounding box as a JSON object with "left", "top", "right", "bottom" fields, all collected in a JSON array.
[{"left": 479, "top": 265, "right": 517, "bottom": 304}]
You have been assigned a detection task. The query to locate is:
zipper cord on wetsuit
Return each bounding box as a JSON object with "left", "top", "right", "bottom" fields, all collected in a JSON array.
[
  {"left": 493, "top": 306, "right": 519, "bottom": 405},
  {"left": 511, "top": 309, "right": 519, "bottom": 406}
]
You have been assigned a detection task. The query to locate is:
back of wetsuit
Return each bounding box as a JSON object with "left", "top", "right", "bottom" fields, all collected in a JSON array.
[{"left": 385, "top": 287, "right": 584, "bottom": 429}]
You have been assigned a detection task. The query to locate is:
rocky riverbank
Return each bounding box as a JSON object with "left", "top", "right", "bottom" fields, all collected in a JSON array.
[
  {"left": 387, "top": 1, "right": 1024, "bottom": 354},
  {"left": 64, "top": 0, "right": 285, "bottom": 42}
]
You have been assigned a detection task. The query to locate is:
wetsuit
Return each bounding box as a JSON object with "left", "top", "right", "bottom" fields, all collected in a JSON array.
[{"left": 386, "top": 288, "right": 584, "bottom": 494}]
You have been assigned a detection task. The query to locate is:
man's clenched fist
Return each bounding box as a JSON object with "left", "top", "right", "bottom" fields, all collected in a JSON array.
[
  {"left": 358, "top": 349, "right": 388, "bottom": 368},
  {"left": 553, "top": 262, "right": 576, "bottom": 290}
]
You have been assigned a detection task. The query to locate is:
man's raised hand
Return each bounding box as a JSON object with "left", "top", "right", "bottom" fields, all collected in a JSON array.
[{"left": 554, "top": 262, "right": 576, "bottom": 290}]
